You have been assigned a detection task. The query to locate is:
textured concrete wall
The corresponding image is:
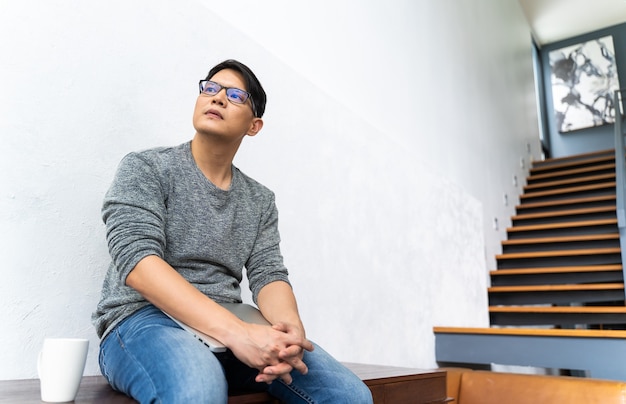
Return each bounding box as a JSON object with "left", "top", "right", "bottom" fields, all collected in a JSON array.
[{"left": 0, "top": 0, "right": 538, "bottom": 379}]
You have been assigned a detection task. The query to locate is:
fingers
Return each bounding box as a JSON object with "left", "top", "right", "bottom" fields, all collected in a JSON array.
[
  {"left": 281, "top": 354, "right": 309, "bottom": 375},
  {"left": 256, "top": 371, "right": 292, "bottom": 385},
  {"left": 237, "top": 322, "right": 314, "bottom": 385},
  {"left": 300, "top": 338, "right": 315, "bottom": 352},
  {"left": 279, "top": 373, "right": 293, "bottom": 385},
  {"left": 271, "top": 322, "right": 313, "bottom": 376},
  {"left": 256, "top": 372, "right": 286, "bottom": 384},
  {"left": 279, "top": 344, "right": 303, "bottom": 359},
  {"left": 255, "top": 362, "right": 294, "bottom": 384},
  {"left": 272, "top": 322, "right": 315, "bottom": 352},
  {"left": 265, "top": 345, "right": 308, "bottom": 377}
]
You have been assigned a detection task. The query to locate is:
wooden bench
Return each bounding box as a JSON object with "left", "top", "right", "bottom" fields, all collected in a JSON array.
[{"left": 0, "top": 363, "right": 449, "bottom": 404}]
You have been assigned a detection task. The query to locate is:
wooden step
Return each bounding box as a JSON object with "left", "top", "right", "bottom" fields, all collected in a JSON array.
[
  {"left": 489, "top": 283, "right": 624, "bottom": 293},
  {"left": 532, "top": 149, "right": 614, "bottom": 166},
  {"left": 434, "top": 326, "right": 626, "bottom": 338},
  {"left": 527, "top": 163, "right": 616, "bottom": 183},
  {"left": 524, "top": 173, "right": 615, "bottom": 192},
  {"left": 497, "top": 248, "right": 621, "bottom": 260},
  {"left": 503, "top": 233, "right": 619, "bottom": 246},
  {"left": 531, "top": 153, "right": 615, "bottom": 174},
  {"left": 520, "top": 182, "right": 616, "bottom": 202},
  {"left": 496, "top": 247, "right": 622, "bottom": 270},
  {"left": 501, "top": 233, "right": 620, "bottom": 253},
  {"left": 512, "top": 206, "right": 616, "bottom": 226},
  {"left": 489, "top": 265, "right": 624, "bottom": 286},
  {"left": 506, "top": 218, "right": 618, "bottom": 240},
  {"left": 491, "top": 264, "right": 623, "bottom": 277},
  {"left": 490, "top": 306, "right": 626, "bottom": 314},
  {"left": 508, "top": 218, "right": 617, "bottom": 232},
  {"left": 513, "top": 206, "right": 616, "bottom": 221},
  {"left": 506, "top": 220, "right": 619, "bottom": 241},
  {"left": 516, "top": 195, "right": 616, "bottom": 215},
  {"left": 489, "top": 305, "right": 626, "bottom": 326},
  {"left": 488, "top": 283, "right": 625, "bottom": 305},
  {"left": 496, "top": 247, "right": 622, "bottom": 269}
]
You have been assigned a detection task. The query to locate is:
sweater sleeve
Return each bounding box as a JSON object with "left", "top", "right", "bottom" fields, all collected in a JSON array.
[
  {"left": 102, "top": 152, "right": 167, "bottom": 283},
  {"left": 245, "top": 193, "right": 291, "bottom": 303}
]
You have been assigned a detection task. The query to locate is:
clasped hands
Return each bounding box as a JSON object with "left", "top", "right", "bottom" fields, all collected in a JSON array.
[{"left": 234, "top": 321, "right": 314, "bottom": 385}]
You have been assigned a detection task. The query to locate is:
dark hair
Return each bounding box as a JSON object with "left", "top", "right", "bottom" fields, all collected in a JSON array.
[{"left": 205, "top": 59, "right": 267, "bottom": 118}]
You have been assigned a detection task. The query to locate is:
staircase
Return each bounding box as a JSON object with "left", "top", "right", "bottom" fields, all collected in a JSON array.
[
  {"left": 490, "top": 149, "right": 626, "bottom": 328},
  {"left": 434, "top": 149, "right": 626, "bottom": 381}
]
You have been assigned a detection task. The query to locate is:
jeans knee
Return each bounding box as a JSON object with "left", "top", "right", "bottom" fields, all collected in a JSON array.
[
  {"left": 156, "top": 380, "right": 228, "bottom": 404},
  {"left": 353, "top": 382, "right": 374, "bottom": 404},
  {"left": 332, "top": 376, "right": 373, "bottom": 404}
]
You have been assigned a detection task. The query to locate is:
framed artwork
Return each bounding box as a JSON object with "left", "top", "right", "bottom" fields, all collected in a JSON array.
[{"left": 549, "top": 35, "right": 620, "bottom": 133}]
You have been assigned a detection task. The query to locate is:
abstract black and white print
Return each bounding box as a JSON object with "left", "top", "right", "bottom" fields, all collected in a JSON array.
[{"left": 549, "top": 35, "right": 620, "bottom": 133}]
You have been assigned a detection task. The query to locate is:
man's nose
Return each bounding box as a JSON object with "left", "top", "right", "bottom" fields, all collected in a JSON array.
[{"left": 211, "top": 88, "right": 227, "bottom": 105}]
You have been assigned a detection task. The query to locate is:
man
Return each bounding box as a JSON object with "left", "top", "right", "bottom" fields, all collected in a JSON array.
[{"left": 92, "top": 59, "right": 373, "bottom": 403}]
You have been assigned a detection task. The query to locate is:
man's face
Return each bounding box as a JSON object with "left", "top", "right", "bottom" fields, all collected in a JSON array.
[{"left": 192, "top": 69, "right": 260, "bottom": 141}]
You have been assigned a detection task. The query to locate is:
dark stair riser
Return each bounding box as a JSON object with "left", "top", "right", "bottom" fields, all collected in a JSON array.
[
  {"left": 525, "top": 176, "right": 615, "bottom": 193},
  {"left": 497, "top": 253, "right": 622, "bottom": 269},
  {"left": 489, "top": 289, "right": 625, "bottom": 305},
  {"left": 520, "top": 187, "right": 616, "bottom": 204},
  {"left": 507, "top": 224, "right": 618, "bottom": 239},
  {"left": 489, "top": 312, "right": 626, "bottom": 327},
  {"left": 501, "top": 238, "right": 620, "bottom": 253},
  {"left": 516, "top": 198, "right": 616, "bottom": 215},
  {"left": 531, "top": 164, "right": 615, "bottom": 176},
  {"left": 526, "top": 166, "right": 616, "bottom": 186},
  {"left": 512, "top": 211, "right": 616, "bottom": 226},
  {"left": 491, "top": 270, "right": 624, "bottom": 286},
  {"left": 531, "top": 153, "right": 615, "bottom": 172}
]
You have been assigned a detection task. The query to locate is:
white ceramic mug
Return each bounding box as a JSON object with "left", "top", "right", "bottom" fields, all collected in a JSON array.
[{"left": 38, "top": 338, "right": 89, "bottom": 403}]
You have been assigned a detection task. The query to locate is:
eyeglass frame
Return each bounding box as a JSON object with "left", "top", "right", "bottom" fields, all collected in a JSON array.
[{"left": 198, "top": 80, "right": 258, "bottom": 117}]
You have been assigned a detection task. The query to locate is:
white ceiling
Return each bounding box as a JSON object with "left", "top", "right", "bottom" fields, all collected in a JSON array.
[{"left": 518, "top": 0, "right": 626, "bottom": 45}]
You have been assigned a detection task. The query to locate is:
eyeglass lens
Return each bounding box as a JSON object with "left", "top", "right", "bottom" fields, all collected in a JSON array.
[{"left": 200, "top": 81, "right": 249, "bottom": 104}]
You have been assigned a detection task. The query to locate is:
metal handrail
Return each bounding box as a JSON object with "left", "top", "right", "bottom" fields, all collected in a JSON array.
[{"left": 614, "top": 89, "right": 626, "bottom": 285}]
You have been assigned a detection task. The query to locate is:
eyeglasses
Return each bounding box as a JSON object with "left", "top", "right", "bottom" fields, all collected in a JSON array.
[{"left": 198, "top": 80, "right": 258, "bottom": 117}]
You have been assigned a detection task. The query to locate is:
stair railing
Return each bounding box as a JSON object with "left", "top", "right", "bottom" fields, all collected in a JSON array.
[{"left": 614, "top": 89, "right": 626, "bottom": 284}]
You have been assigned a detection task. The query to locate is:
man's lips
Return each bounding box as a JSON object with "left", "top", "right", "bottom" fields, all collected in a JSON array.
[{"left": 205, "top": 109, "right": 223, "bottom": 119}]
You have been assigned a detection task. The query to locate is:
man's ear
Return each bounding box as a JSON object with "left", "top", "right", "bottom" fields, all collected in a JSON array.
[{"left": 247, "top": 118, "right": 263, "bottom": 137}]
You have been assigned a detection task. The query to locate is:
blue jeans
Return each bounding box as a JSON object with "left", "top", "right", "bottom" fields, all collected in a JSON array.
[{"left": 99, "top": 305, "right": 373, "bottom": 403}]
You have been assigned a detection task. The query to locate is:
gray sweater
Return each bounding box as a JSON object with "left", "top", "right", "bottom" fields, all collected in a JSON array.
[{"left": 92, "top": 142, "right": 290, "bottom": 339}]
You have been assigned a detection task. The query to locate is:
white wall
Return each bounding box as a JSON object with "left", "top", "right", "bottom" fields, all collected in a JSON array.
[{"left": 0, "top": 0, "right": 540, "bottom": 379}]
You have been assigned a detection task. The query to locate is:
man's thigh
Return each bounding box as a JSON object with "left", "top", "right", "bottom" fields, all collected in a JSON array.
[{"left": 99, "top": 305, "right": 228, "bottom": 403}]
